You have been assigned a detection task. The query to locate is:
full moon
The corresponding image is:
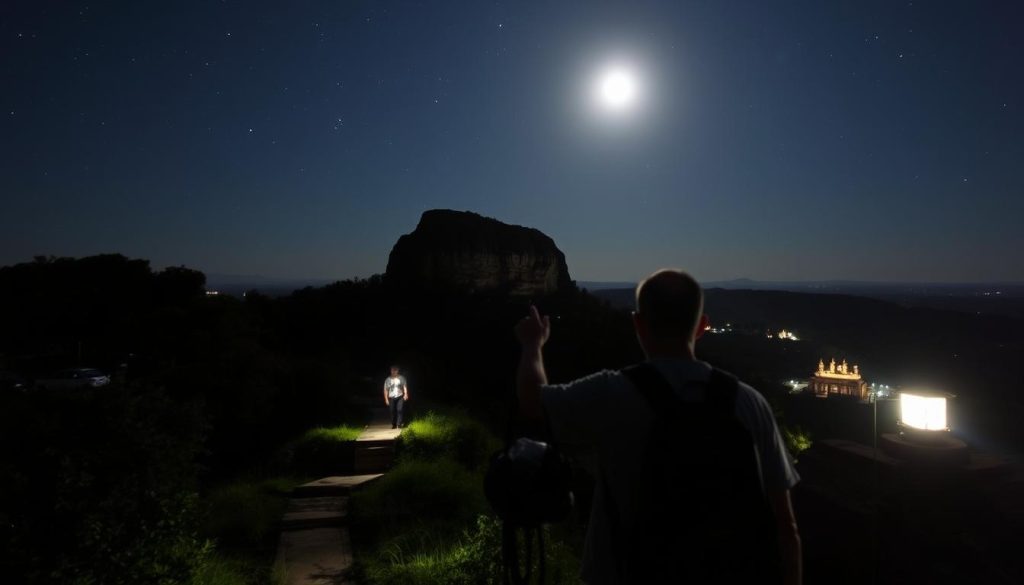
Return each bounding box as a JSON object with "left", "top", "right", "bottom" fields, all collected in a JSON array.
[{"left": 596, "top": 67, "right": 638, "bottom": 111}]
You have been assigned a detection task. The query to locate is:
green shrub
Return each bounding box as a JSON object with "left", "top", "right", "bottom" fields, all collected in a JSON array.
[
  {"left": 396, "top": 411, "right": 500, "bottom": 470},
  {"left": 781, "top": 424, "right": 813, "bottom": 460},
  {"left": 302, "top": 425, "right": 363, "bottom": 443},
  {"left": 202, "top": 478, "right": 298, "bottom": 548},
  {"left": 191, "top": 554, "right": 251, "bottom": 585},
  {"left": 365, "top": 515, "right": 501, "bottom": 585},
  {"left": 366, "top": 515, "right": 581, "bottom": 585},
  {"left": 191, "top": 552, "right": 286, "bottom": 585},
  {"left": 351, "top": 457, "right": 487, "bottom": 542},
  {"left": 0, "top": 383, "right": 211, "bottom": 584},
  {"left": 280, "top": 424, "right": 362, "bottom": 475}
]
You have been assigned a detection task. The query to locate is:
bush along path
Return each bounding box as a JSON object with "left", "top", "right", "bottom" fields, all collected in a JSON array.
[{"left": 274, "top": 407, "right": 401, "bottom": 585}]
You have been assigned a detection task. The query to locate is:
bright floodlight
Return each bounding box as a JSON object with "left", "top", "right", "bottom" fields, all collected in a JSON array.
[
  {"left": 900, "top": 392, "right": 948, "bottom": 431},
  {"left": 597, "top": 67, "right": 638, "bottom": 111}
]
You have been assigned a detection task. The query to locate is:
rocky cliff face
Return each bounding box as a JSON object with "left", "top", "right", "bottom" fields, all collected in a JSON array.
[{"left": 385, "top": 210, "right": 573, "bottom": 296}]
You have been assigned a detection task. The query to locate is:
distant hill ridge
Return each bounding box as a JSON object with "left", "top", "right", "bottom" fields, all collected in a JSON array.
[
  {"left": 582, "top": 278, "right": 1024, "bottom": 294},
  {"left": 588, "top": 278, "right": 1024, "bottom": 320}
]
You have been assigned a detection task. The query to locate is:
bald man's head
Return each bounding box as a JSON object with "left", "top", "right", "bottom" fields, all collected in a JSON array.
[{"left": 635, "top": 269, "right": 704, "bottom": 342}]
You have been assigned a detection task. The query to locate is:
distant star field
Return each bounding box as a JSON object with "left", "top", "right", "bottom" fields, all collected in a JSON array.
[{"left": 1, "top": 1, "right": 1022, "bottom": 282}]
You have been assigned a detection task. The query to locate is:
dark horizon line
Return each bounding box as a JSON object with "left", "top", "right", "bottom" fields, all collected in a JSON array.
[
  {"left": 6, "top": 257, "right": 1021, "bottom": 289},
  {"left": 205, "top": 273, "right": 1024, "bottom": 289},
  {"left": 581, "top": 278, "right": 1024, "bottom": 288}
]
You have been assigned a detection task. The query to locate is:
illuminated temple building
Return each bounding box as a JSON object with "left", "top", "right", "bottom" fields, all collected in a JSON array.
[{"left": 810, "top": 358, "right": 868, "bottom": 399}]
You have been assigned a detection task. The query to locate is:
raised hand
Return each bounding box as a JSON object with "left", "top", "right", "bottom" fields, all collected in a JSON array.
[{"left": 514, "top": 305, "right": 551, "bottom": 350}]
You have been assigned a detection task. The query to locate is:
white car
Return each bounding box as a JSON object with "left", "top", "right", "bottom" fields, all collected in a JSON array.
[{"left": 35, "top": 368, "right": 111, "bottom": 390}]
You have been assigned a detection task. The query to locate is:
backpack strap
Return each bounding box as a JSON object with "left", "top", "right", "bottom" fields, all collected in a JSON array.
[
  {"left": 622, "top": 362, "right": 740, "bottom": 416},
  {"left": 707, "top": 367, "right": 740, "bottom": 415},
  {"left": 601, "top": 363, "right": 676, "bottom": 583},
  {"left": 620, "top": 362, "right": 678, "bottom": 414}
]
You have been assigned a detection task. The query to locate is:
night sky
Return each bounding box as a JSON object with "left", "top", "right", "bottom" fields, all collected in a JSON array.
[{"left": 2, "top": 1, "right": 1022, "bottom": 283}]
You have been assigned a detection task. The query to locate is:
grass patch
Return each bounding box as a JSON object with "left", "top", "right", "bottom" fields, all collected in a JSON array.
[
  {"left": 202, "top": 476, "right": 302, "bottom": 549},
  {"left": 363, "top": 515, "right": 501, "bottom": 585},
  {"left": 191, "top": 552, "right": 286, "bottom": 585},
  {"left": 360, "top": 515, "right": 581, "bottom": 585},
  {"left": 278, "top": 423, "right": 363, "bottom": 475},
  {"left": 302, "top": 425, "right": 363, "bottom": 443},
  {"left": 351, "top": 457, "right": 487, "bottom": 541},
  {"left": 196, "top": 476, "right": 301, "bottom": 584},
  {"left": 397, "top": 410, "right": 500, "bottom": 470}
]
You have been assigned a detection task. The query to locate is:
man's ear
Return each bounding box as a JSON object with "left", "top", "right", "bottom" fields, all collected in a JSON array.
[
  {"left": 632, "top": 311, "right": 644, "bottom": 337},
  {"left": 694, "top": 314, "right": 711, "bottom": 340}
]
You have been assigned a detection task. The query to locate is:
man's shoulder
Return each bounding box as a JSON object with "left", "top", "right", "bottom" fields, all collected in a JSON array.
[
  {"left": 728, "top": 376, "right": 772, "bottom": 409},
  {"left": 544, "top": 369, "right": 621, "bottom": 390},
  {"left": 714, "top": 373, "right": 779, "bottom": 435},
  {"left": 707, "top": 367, "right": 769, "bottom": 403}
]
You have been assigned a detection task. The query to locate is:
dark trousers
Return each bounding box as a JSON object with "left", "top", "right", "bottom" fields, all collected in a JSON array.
[{"left": 389, "top": 396, "right": 404, "bottom": 428}]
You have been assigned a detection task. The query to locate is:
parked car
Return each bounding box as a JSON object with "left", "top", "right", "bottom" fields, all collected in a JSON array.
[
  {"left": 34, "top": 368, "right": 110, "bottom": 390},
  {"left": 0, "top": 370, "right": 29, "bottom": 392}
]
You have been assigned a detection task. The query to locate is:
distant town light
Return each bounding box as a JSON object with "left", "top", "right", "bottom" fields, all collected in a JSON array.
[
  {"left": 777, "top": 329, "right": 799, "bottom": 341},
  {"left": 899, "top": 392, "right": 948, "bottom": 431}
]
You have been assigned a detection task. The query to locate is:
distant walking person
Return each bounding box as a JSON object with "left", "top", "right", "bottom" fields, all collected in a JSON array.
[
  {"left": 515, "top": 269, "right": 802, "bottom": 585},
  {"left": 383, "top": 366, "right": 409, "bottom": 429}
]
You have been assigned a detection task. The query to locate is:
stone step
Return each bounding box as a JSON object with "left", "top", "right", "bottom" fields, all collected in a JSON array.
[
  {"left": 274, "top": 410, "right": 398, "bottom": 584},
  {"left": 292, "top": 474, "right": 384, "bottom": 498},
  {"left": 353, "top": 447, "right": 394, "bottom": 474},
  {"left": 357, "top": 427, "right": 402, "bottom": 442},
  {"left": 354, "top": 454, "right": 392, "bottom": 462},
  {"left": 277, "top": 527, "right": 353, "bottom": 585},
  {"left": 353, "top": 438, "right": 397, "bottom": 449},
  {"left": 281, "top": 496, "right": 349, "bottom": 530}
]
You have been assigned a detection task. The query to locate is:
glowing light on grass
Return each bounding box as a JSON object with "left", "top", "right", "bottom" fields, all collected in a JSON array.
[{"left": 899, "top": 392, "right": 948, "bottom": 431}]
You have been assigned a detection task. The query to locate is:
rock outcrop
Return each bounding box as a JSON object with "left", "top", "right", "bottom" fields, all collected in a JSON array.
[{"left": 385, "top": 210, "right": 573, "bottom": 296}]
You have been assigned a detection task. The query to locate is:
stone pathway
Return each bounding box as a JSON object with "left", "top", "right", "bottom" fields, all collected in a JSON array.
[{"left": 275, "top": 408, "right": 401, "bottom": 585}]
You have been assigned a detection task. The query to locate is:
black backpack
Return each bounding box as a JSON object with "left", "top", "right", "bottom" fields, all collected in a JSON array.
[
  {"left": 485, "top": 432, "right": 574, "bottom": 584},
  {"left": 603, "top": 363, "right": 782, "bottom": 584}
]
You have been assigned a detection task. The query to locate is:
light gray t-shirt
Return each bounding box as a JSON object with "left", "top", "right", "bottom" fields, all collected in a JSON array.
[
  {"left": 385, "top": 375, "right": 407, "bottom": 399},
  {"left": 541, "top": 358, "right": 799, "bottom": 585}
]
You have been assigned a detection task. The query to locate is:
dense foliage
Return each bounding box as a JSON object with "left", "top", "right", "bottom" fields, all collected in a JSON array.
[{"left": 0, "top": 384, "right": 209, "bottom": 583}]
